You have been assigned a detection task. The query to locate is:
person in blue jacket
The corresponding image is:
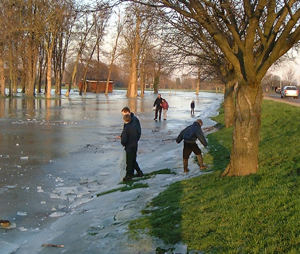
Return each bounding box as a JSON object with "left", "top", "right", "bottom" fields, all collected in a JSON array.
[{"left": 176, "top": 119, "right": 207, "bottom": 173}]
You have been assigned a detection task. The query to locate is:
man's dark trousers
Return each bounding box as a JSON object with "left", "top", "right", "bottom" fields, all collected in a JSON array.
[
  {"left": 155, "top": 107, "right": 162, "bottom": 120},
  {"left": 126, "top": 150, "right": 141, "bottom": 177}
]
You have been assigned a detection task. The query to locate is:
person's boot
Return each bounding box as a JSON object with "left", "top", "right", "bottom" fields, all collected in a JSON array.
[
  {"left": 197, "top": 154, "right": 207, "bottom": 170},
  {"left": 183, "top": 159, "right": 189, "bottom": 173},
  {"left": 135, "top": 169, "right": 144, "bottom": 177},
  {"left": 123, "top": 175, "right": 133, "bottom": 182}
]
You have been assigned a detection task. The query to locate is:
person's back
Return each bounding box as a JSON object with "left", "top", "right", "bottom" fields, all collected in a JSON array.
[
  {"left": 176, "top": 119, "right": 207, "bottom": 172},
  {"left": 177, "top": 121, "right": 207, "bottom": 146},
  {"left": 121, "top": 119, "right": 139, "bottom": 152},
  {"left": 130, "top": 112, "right": 141, "bottom": 140}
]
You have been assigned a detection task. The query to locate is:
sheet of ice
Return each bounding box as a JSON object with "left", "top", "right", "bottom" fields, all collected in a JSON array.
[{"left": 0, "top": 90, "right": 223, "bottom": 253}]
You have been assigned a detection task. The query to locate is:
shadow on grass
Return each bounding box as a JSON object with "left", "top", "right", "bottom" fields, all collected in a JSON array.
[
  {"left": 205, "top": 133, "right": 231, "bottom": 173},
  {"left": 129, "top": 181, "right": 184, "bottom": 253},
  {"left": 129, "top": 124, "right": 233, "bottom": 252}
]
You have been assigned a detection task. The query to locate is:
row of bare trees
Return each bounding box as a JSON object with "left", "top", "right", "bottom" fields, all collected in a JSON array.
[
  {"left": 0, "top": 0, "right": 177, "bottom": 98},
  {"left": 0, "top": 0, "right": 113, "bottom": 98}
]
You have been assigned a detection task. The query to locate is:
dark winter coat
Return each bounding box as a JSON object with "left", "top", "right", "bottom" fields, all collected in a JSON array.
[
  {"left": 121, "top": 118, "right": 140, "bottom": 152},
  {"left": 176, "top": 121, "right": 207, "bottom": 146},
  {"left": 191, "top": 101, "right": 195, "bottom": 109},
  {"left": 130, "top": 112, "right": 141, "bottom": 141},
  {"left": 153, "top": 98, "right": 163, "bottom": 109}
]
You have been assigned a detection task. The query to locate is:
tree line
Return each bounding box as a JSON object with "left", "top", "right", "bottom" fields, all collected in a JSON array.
[{"left": 0, "top": 0, "right": 191, "bottom": 98}]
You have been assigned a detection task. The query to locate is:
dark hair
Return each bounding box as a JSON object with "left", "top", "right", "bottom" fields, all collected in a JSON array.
[
  {"left": 123, "top": 114, "right": 131, "bottom": 123},
  {"left": 121, "top": 107, "right": 130, "bottom": 113},
  {"left": 197, "top": 119, "right": 203, "bottom": 126}
]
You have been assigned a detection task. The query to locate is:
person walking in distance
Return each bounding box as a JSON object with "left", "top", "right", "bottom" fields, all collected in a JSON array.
[
  {"left": 153, "top": 94, "right": 163, "bottom": 121},
  {"left": 161, "top": 99, "right": 169, "bottom": 120},
  {"left": 176, "top": 119, "right": 207, "bottom": 173},
  {"left": 190, "top": 100, "right": 195, "bottom": 115}
]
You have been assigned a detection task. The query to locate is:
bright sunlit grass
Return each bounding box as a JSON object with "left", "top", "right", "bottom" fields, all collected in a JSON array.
[{"left": 129, "top": 100, "right": 300, "bottom": 253}]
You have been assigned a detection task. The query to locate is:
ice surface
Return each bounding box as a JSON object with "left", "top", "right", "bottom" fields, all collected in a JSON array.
[{"left": 0, "top": 90, "right": 223, "bottom": 253}]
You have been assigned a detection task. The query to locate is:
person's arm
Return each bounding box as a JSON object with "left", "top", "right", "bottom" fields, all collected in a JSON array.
[
  {"left": 153, "top": 98, "right": 158, "bottom": 107},
  {"left": 176, "top": 127, "right": 188, "bottom": 143},
  {"left": 136, "top": 118, "right": 141, "bottom": 141},
  {"left": 196, "top": 127, "right": 208, "bottom": 147},
  {"left": 121, "top": 127, "right": 128, "bottom": 147}
]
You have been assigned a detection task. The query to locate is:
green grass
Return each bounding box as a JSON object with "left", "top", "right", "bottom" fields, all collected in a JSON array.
[
  {"left": 96, "top": 169, "right": 174, "bottom": 197},
  {"left": 96, "top": 183, "right": 149, "bottom": 197},
  {"left": 129, "top": 100, "right": 300, "bottom": 253}
]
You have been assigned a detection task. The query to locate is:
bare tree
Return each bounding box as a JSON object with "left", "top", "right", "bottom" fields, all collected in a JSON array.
[
  {"left": 105, "top": 12, "right": 123, "bottom": 95},
  {"left": 131, "top": 0, "right": 300, "bottom": 176}
]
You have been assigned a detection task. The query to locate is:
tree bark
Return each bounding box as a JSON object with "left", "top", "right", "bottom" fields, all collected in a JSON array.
[
  {"left": 196, "top": 67, "right": 200, "bottom": 95},
  {"left": 140, "top": 64, "right": 146, "bottom": 97},
  {"left": 46, "top": 47, "right": 53, "bottom": 98},
  {"left": 153, "top": 75, "right": 159, "bottom": 94},
  {"left": 127, "top": 14, "right": 141, "bottom": 98},
  {"left": 222, "top": 83, "right": 263, "bottom": 176},
  {"left": 0, "top": 51, "right": 5, "bottom": 96},
  {"left": 224, "top": 81, "right": 236, "bottom": 128}
]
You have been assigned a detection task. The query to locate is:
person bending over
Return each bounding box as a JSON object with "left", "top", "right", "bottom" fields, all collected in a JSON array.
[{"left": 176, "top": 119, "right": 207, "bottom": 173}]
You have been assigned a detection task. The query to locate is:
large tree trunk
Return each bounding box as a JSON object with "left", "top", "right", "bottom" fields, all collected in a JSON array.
[
  {"left": 127, "top": 14, "right": 140, "bottom": 98},
  {"left": 140, "top": 65, "right": 145, "bottom": 97},
  {"left": 223, "top": 83, "right": 263, "bottom": 176},
  {"left": 105, "top": 67, "right": 113, "bottom": 95},
  {"left": 46, "top": 48, "right": 52, "bottom": 98},
  {"left": 25, "top": 45, "right": 38, "bottom": 97},
  {"left": 127, "top": 53, "right": 138, "bottom": 97},
  {"left": 0, "top": 52, "right": 5, "bottom": 96},
  {"left": 224, "top": 81, "right": 236, "bottom": 128},
  {"left": 196, "top": 68, "right": 200, "bottom": 95},
  {"left": 153, "top": 75, "right": 159, "bottom": 94}
]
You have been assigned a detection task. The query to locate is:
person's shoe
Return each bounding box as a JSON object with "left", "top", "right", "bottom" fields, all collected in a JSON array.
[
  {"left": 154, "top": 118, "right": 157, "bottom": 121},
  {"left": 122, "top": 176, "right": 132, "bottom": 182},
  {"left": 196, "top": 154, "right": 207, "bottom": 170},
  {"left": 163, "top": 119, "right": 166, "bottom": 120},
  {"left": 135, "top": 170, "right": 144, "bottom": 177}
]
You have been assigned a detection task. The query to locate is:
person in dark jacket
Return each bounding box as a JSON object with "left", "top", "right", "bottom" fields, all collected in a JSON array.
[
  {"left": 153, "top": 94, "right": 163, "bottom": 121},
  {"left": 121, "top": 107, "right": 141, "bottom": 141},
  {"left": 121, "top": 107, "right": 143, "bottom": 179},
  {"left": 176, "top": 119, "right": 207, "bottom": 172},
  {"left": 121, "top": 114, "right": 143, "bottom": 182}
]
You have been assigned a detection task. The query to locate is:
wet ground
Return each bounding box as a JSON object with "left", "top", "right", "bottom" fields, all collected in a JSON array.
[{"left": 0, "top": 90, "right": 223, "bottom": 253}]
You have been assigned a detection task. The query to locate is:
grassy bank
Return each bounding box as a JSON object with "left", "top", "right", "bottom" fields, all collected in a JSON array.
[{"left": 129, "top": 100, "right": 300, "bottom": 253}]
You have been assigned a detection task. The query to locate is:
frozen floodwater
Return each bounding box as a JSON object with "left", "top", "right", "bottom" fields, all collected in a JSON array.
[{"left": 0, "top": 90, "right": 223, "bottom": 253}]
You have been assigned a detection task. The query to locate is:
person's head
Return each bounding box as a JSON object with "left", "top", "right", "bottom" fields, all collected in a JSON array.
[
  {"left": 157, "top": 94, "right": 161, "bottom": 99},
  {"left": 197, "top": 119, "right": 203, "bottom": 126},
  {"left": 121, "top": 106, "right": 131, "bottom": 116},
  {"left": 123, "top": 114, "right": 131, "bottom": 123},
  {"left": 162, "top": 99, "right": 166, "bottom": 102}
]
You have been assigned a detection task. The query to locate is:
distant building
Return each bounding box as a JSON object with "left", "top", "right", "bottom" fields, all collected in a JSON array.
[{"left": 78, "top": 80, "right": 114, "bottom": 93}]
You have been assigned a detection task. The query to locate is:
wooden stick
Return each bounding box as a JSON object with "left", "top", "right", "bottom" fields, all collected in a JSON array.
[{"left": 42, "top": 244, "right": 64, "bottom": 248}]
